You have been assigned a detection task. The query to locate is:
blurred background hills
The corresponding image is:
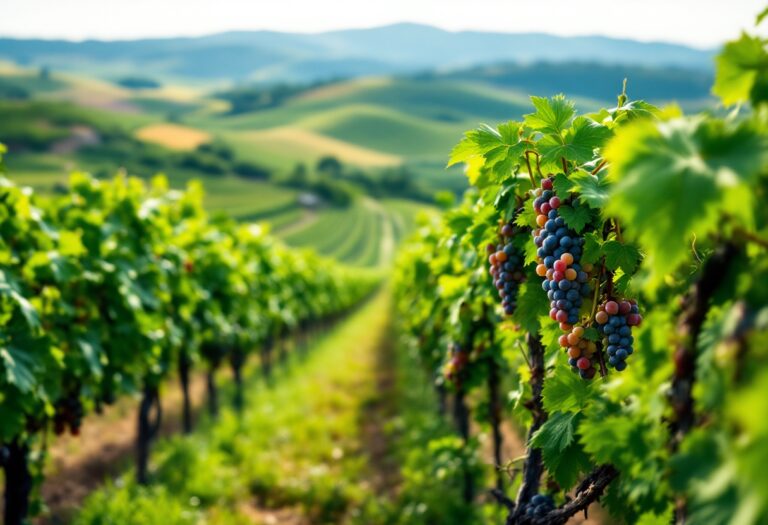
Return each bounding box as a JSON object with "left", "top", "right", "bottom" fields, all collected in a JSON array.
[
  {"left": 0, "top": 23, "right": 718, "bottom": 267},
  {"left": 0, "top": 23, "right": 714, "bottom": 84}
]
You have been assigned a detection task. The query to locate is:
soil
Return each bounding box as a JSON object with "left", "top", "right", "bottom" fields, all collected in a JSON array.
[{"left": 34, "top": 372, "right": 209, "bottom": 524}]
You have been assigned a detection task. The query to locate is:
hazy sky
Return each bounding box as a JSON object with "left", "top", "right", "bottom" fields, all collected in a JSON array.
[{"left": 2, "top": 0, "right": 766, "bottom": 48}]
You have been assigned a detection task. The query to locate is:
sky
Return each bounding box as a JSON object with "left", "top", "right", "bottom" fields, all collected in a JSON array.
[{"left": 2, "top": 0, "right": 766, "bottom": 48}]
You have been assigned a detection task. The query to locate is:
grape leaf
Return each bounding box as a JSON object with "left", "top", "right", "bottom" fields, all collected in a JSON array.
[
  {"left": 531, "top": 411, "right": 592, "bottom": 487},
  {"left": 515, "top": 280, "right": 548, "bottom": 334},
  {"left": 636, "top": 509, "right": 676, "bottom": 525},
  {"left": 449, "top": 123, "right": 526, "bottom": 185},
  {"left": 9, "top": 290, "right": 40, "bottom": 331},
  {"left": 1, "top": 346, "right": 36, "bottom": 393},
  {"left": 758, "top": 6, "right": 768, "bottom": 25},
  {"left": 542, "top": 363, "right": 596, "bottom": 413},
  {"left": 547, "top": 442, "right": 592, "bottom": 490},
  {"left": 612, "top": 100, "right": 661, "bottom": 122},
  {"left": 582, "top": 327, "right": 600, "bottom": 341},
  {"left": 539, "top": 117, "right": 612, "bottom": 164},
  {"left": 580, "top": 232, "right": 603, "bottom": 266},
  {"left": 713, "top": 33, "right": 768, "bottom": 107},
  {"left": 558, "top": 204, "right": 591, "bottom": 233},
  {"left": 574, "top": 170, "right": 611, "bottom": 208},
  {"left": 553, "top": 172, "right": 575, "bottom": 196},
  {"left": 531, "top": 411, "right": 580, "bottom": 453},
  {"left": 523, "top": 234, "right": 540, "bottom": 266},
  {"left": 524, "top": 95, "right": 575, "bottom": 135},
  {"left": 605, "top": 117, "right": 768, "bottom": 290},
  {"left": 603, "top": 240, "right": 641, "bottom": 275},
  {"left": 579, "top": 414, "right": 635, "bottom": 464},
  {"left": 515, "top": 201, "right": 537, "bottom": 229}
]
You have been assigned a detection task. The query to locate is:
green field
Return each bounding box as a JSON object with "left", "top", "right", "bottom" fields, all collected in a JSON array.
[{"left": 0, "top": 66, "right": 457, "bottom": 267}]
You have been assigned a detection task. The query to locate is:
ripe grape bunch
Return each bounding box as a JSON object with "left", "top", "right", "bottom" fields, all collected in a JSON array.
[
  {"left": 443, "top": 342, "right": 469, "bottom": 384},
  {"left": 559, "top": 325, "right": 598, "bottom": 380},
  {"left": 487, "top": 221, "right": 525, "bottom": 316},
  {"left": 524, "top": 494, "right": 556, "bottom": 519},
  {"left": 53, "top": 391, "right": 85, "bottom": 436},
  {"left": 595, "top": 299, "right": 642, "bottom": 371},
  {"left": 531, "top": 176, "right": 592, "bottom": 331}
]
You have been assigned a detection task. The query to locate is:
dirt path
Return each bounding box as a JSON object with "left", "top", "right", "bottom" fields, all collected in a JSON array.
[
  {"left": 35, "top": 372, "right": 210, "bottom": 524},
  {"left": 358, "top": 314, "right": 401, "bottom": 495}
]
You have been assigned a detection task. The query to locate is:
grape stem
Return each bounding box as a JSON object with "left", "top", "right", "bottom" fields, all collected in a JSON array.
[
  {"left": 613, "top": 219, "right": 624, "bottom": 243},
  {"left": 733, "top": 225, "right": 768, "bottom": 250},
  {"left": 561, "top": 157, "right": 569, "bottom": 175},
  {"left": 524, "top": 151, "right": 537, "bottom": 189},
  {"left": 523, "top": 148, "right": 544, "bottom": 177},
  {"left": 591, "top": 160, "right": 607, "bottom": 175}
]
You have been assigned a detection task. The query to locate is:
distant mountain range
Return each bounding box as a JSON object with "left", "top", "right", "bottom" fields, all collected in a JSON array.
[{"left": 0, "top": 23, "right": 716, "bottom": 85}]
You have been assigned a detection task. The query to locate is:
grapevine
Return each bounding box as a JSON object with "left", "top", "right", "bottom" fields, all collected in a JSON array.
[
  {"left": 0, "top": 155, "right": 378, "bottom": 525},
  {"left": 395, "top": 12, "right": 768, "bottom": 525}
]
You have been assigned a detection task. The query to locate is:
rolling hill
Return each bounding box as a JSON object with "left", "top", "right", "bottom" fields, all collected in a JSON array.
[{"left": 0, "top": 23, "right": 715, "bottom": 85}]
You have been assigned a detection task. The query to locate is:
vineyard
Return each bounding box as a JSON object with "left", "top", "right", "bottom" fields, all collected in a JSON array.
[{"left": 2, "top": 8, "right": 768, "bottom": 525}]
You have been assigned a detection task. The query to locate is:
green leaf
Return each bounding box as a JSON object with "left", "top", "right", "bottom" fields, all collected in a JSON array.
[
  {"left": 514, "top": 280, "right": 549, "bottom": 334},
  {"left": 10, "top": 290, "right": 40, "bottom": 331},
  {"left": 582, "top": 327, "right": 600, "bottom": 341},
  {"left": 636, "top": 509, "right": 675, "bottom": 525},
  {"left": 603, "top": 240, "right": 641, "bottom": 275},
  {"left": 76, "top": 335, "right": 103, "bottom": 377},
  {"left": 580, "top": 232, "right": 603, "bottom": 266},
  {"left": 542, "top": 363, "right": 596, "bottom": 413},
  {"left": 605, "top": 117, "right": 768, "bottom": 289},
  {"left": 574, "top": 170, "right": 611, "bottom": 209},
  {"left": 611, "top": 100, "right": 661, "bottom": 125},
  {"left": 524, "top": 95, "right": 575, "bottom": 135},
  {"left": 444, "top": 210, "right": 473, "bottom": 234},
  {"left": 558, "top": 204, "right": 591, "bottom": 233},
  {"left": 579, "top": 414, "right": 635, "bottom": 464},
  {"left": 713, "top": 33, "right": 768, "bottom": 106},
  {"left": 448, "top": 135, "right": 482, "bottom": 167},
  {"left": 531, "top": 411, "right": 579, "bottom": 453},
  {"left": 1, "top": 346, "right": 37, "bottom": 393},
  {"left": 540, "top": 117, "right": 612, "bottom": 165},
  {"left": 758, "top": 6, "right": 768, "bottom": 25},
  {"left": 449, "top": 122, "right": 527, "bottom": 184},
  {"left": 552, "top": 172, "right": 576, "bottom": 196},
  {"left": 548, "top": 442, "right": 592, "bottom": 489},
  {"left": 531, "top": 412, "right": 592, "bottom": 487}
]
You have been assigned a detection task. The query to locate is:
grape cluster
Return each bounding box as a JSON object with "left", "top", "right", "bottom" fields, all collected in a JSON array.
[
  {"left": 559, "top": 325, "right": 598, "bottom": 380},
  {"left": 0, "top": 445, "right": 8, "bottom": 467},
  {"left": 595, "top": 299, "right": 642, "bottom": 372},
  {"left": 523, "top": 494, "right": 555, "bottom": 519},
  {"left": 443, "top": 342, "right": 469, "bottom": 383},
  {"left": 53, "top": 392, "right": 84, "bottom": 436},
  {"left": 531, "top": 177, "right": 592, "bottom": 332},
  {"left": 487, "top": 221, "right": 525, "bottom": 316}
]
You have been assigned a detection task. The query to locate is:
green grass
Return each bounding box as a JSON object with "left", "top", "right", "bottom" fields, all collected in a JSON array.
[
  {"left": 0, "top": 71, "right": 66, "bottom": 93},
  {"left": 201, "top": 178, "right": 298, "bottom": 216},
  {"left": 69, "top": 287, "right": 501, "bottom": 525},
  {"left": 281, "top": 202, "right": 383, "bottom": 267},
  {"left": 291, "top": 103, "right": 467, "bottom": 158},
  {"left": 381, "top": 199, "right": 436, "bottom": 245},
  {"left": 72, "top": 291, "right": 393, "bottom": 525}
]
